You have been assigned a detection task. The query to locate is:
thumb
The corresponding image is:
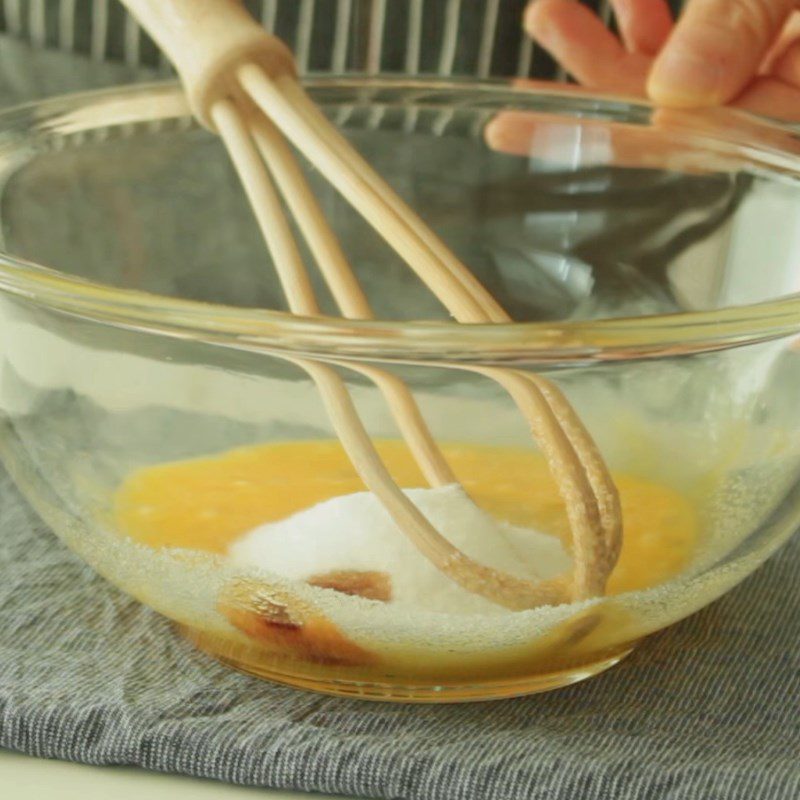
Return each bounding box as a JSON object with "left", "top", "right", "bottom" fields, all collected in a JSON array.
[{"left": 647, "top": 0, "right": 796, "bottom": 107}]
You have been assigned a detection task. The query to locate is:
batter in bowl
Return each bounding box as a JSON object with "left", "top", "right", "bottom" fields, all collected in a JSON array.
[{"left": 113, "top": 439, "right": 697, "bottom": 678}]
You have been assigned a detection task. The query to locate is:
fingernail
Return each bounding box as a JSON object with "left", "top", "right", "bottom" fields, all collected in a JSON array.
[
  {"left": 611, "top": 0, "right": 632, "bottom": 30},
  {"left": 648, "top": 47, "right": 725, "bottom": 107},
  {"left": 483, "top": 118, "right": 509, "bottom": 152},
  {"left": 523, "top": 3, "right": 561, "bottom": 50}
]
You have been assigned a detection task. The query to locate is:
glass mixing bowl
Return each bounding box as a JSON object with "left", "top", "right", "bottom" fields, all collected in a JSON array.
[{"left": 0, "top": 79, "right": 799, "bottom": 701}]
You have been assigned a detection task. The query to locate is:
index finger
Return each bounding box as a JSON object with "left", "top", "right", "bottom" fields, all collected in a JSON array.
[{"left": 648, "top": 0, "right": 797, "bottom": 107}]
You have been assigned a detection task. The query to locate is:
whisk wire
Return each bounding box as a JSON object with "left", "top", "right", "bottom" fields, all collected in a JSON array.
[
  {"left": 250, "top": 114, "right": 456, "bottom": 487},
  {"left": 250, "top": 115, "right": 371, "bottom": 319},
  {"left": 239, "top": 65, "right": 494, "bottom": 321},
  {"left": 262, "top": 72, "right": 512, "bottom": 322},
  {"left": 213, "top": 100, "right": 319, "bottom": 316}
]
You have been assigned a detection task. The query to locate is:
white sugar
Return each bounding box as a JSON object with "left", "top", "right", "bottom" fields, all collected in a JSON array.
[{"left": 228, "top": 484, "right": 571, "bottom": 615}]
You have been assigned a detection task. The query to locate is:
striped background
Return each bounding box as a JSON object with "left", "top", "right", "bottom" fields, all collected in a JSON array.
[{"left": 0, "top": 0, "right": 685, "bottom": 78}]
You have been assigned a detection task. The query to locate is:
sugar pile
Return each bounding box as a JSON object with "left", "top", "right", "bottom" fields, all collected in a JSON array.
[{"left": 228, "top": 485, "right": 571, "bottom": 615}]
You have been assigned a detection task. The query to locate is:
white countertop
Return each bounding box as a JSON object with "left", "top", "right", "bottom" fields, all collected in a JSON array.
[{"left": 1, "top": 749, "right": 350, "bottom": 799}]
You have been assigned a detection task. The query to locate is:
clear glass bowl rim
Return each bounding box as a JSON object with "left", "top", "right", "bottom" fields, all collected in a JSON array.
[{"left": 0, "top": 77, "right": 799, "bottom": 364}]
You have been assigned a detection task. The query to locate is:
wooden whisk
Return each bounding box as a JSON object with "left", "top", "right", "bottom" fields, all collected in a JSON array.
[{"left": 122, "top": 0, "right": 622, "bottom": 610}]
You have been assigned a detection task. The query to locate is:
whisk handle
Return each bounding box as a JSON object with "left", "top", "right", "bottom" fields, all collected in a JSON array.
[{"left": 120, "top": 0, "right": 296, "bottom": 128}]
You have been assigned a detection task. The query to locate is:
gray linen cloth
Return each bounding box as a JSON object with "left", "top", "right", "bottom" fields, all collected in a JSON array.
[
  {"left": 1, "top": 465, "right": 799, "bottom": 800},
  {"left": 0, "top": 32, "right": 799, "bottom": 800}
]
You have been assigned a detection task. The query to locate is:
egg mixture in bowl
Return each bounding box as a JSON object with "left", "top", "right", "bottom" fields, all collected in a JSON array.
[{"left": 1, "top": 80, "right": 799, "bottom": 700}]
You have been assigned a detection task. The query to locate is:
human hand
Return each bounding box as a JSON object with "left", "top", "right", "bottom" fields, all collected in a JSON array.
[{"left": 524, "top": 0, "right": 800, "bottom": 121}]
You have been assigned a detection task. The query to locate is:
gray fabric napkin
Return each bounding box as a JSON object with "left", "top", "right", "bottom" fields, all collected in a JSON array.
[{"left": 1, "top": 465, "right": 799, "bottom": 800}]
